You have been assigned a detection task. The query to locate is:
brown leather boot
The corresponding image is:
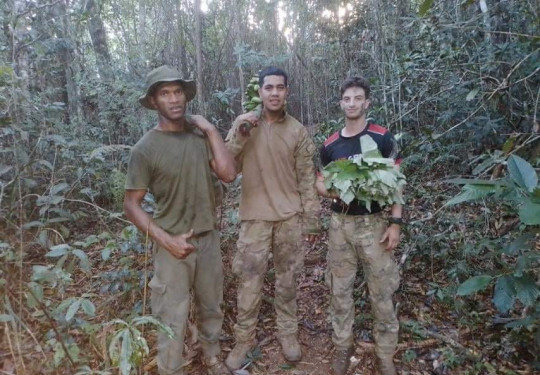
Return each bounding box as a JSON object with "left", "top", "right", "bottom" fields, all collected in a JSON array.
[
  {"left": 331, "top": 346, "right": 354, "bottom": 375},
  {"left": 203, "top": 356, "right": 231, "bottom": 375},
  {"left": 224, "top": 339, "right": 258, "bottom": 370},
  {"left": 278, "top": 334, "right": 302, "bottom": 362}
]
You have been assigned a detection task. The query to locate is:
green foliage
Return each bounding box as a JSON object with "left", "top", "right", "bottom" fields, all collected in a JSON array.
[
  {"left": 448, "top": 154, "right": 539, "bottom": 321},
  {"left": 447, "top": 155, "right": 540, "bottom": 224},
  {"left": 322, "top": 135, "right": 406, "bottom": 209},
  {"left": 108, "top": 169, "right": 126, "bottom": 210},
  {"left": 418, "top": 0, "right": 434, "bottom": 17},
  {"left": 1, "top": 0, "right": 538, "bottom": 372},
  {"left": 456, "top": 275, "right": 493, "bottom": 296},
  {"left": 106, "top": 316, "right": 174, "bottom": 375}
]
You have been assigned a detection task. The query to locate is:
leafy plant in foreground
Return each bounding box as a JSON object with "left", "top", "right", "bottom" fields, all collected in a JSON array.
[
  {"left": 446, "top": 154, "right": 539, "bottom": 324},
  {"left": 106, "top": 316, "right": 174, "bottom": 375}
]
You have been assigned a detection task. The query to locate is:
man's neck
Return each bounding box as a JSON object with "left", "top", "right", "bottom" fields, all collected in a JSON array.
[
  {"left": 262, "top": 107, "right": 285, "bottom": 123},
  {"left": 155, "top": 116, "right": 187, "bottom": 132},
  {"left": 342, "top": 116, "right": 368, "bottom": 137}
]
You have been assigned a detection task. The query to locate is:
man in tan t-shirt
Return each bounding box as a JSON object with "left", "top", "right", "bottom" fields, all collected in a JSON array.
[
  {"left": 224, "top": 66, "right": 320, "bottom": 370},
  {"left": 124, "top": 65, "right": 236, "bottom": 375}
]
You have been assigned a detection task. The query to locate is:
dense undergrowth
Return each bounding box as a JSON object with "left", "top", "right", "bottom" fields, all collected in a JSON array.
[{"left": 1, "top": 0, "right": 539, "bottom": 373}]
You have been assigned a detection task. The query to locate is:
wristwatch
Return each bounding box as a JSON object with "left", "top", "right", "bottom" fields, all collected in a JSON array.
[{"left": 388, "top": 217, "right": 404, "bottom": 226}]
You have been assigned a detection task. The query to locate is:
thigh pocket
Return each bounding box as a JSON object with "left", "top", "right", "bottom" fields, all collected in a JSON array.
[
  {"left": 358, "top": 232, "right": 374, "bottom": 248},
  {"left": 148, "top": 276, "right": 167, "bottom": 316}
]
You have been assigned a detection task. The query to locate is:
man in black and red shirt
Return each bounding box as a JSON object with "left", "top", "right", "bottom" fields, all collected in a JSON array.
[{"left": 316, "top": 76, "right": 403, "bottom": 375}]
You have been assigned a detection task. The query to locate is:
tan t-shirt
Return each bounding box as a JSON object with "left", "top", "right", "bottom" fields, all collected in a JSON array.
[
  {"left": 125, "top": 128, "right": 216, "bottom": 235},
  {"left": 226, "top": 113, "right": 320, "bottom": 231}
]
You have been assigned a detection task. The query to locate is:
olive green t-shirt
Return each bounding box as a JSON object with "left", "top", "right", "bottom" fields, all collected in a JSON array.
[{"left": 125, "top": 128, "right": 216, "bottom": 235}]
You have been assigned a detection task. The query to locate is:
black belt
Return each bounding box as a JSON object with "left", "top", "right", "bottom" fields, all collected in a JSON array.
[{"left": 330, "top": 198, "right": 382, "bottom": 216}]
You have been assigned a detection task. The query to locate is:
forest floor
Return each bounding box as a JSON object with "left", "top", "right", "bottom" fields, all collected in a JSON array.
[{"left": 1, "top": 191, "right": 536, "bottom": 375}]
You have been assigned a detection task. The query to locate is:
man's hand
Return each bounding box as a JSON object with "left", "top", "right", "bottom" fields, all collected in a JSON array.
[
  {"left": 236, "top": 111, "right": 259, "bottom": 137},
  {"left": 166, "top": 229, "right": 196, "bottom": 259},
  {"left": 315, "top": 174, "right": 339, "bottom": 198},
  {"left": 380, "top": 224, "right": 400, "bottom": 251},
  {"left": 189, "top": 115, "right": 216, "bottom": 134}
]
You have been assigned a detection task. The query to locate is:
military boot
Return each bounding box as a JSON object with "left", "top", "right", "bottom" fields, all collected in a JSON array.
[
  {"left": 225, "top": 339, "right": 257, "bottom": 370},
  {"left": 203, "top": 356, "right": 231, "bottom": 375},
  {"left": 377, "top": 357, "right": 397, "bottom": 375},
  {"left": 331, "top": 346, "right": 354, "bottom": 375},
  {"left": 278, "top": 334, "right": 302, "bottom": 362}
]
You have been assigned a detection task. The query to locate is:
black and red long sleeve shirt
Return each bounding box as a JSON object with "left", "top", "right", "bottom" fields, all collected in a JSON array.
[{"left": 319, "top": 122, "right": 401, "bottom": 215}]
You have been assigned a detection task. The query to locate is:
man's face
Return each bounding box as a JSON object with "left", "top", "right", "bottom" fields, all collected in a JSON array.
[
  {"left": 340, "top": 86, "right": 370, "bottom": 120},
  {"left": 258, "top": 75, "right": 288, "bottom": 112},
  {"left": 150, "top": 82, "right": 187, "bottom": 121}
]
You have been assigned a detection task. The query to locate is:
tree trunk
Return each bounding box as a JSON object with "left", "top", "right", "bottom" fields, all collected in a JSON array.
[
  {"left": 85, "top": 0, "right": 113, "bottom": 81},
  {"left": 138, "top": 0, "right": 147, "bottom": 69},
  {"left": 232, "top": 0, "right": 246, "bottom": 107},
  {"left": 194, "top": 0, "right": 205, "bottom": 113},
  {"left": 56, "top": 0, "right": 82, "bottom": 125}
]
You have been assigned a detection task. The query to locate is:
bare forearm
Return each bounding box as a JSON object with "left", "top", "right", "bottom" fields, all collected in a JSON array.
[
  {"left": 206, "top": 128, "right": 237, "bottom": 182},
  {"left": 390, "top": 202, "right": 402, "bottom": 218},
  {"left": 124, "top": 202, "right": 172, "bottom": 250}
]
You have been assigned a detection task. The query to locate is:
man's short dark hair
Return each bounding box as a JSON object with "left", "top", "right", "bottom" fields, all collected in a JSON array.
[
  {"left": 340, "top": 76, "right": 371, "bottom": 99},
  {"left": 259, "top": 66, "right": 288, "bottom": 87}
]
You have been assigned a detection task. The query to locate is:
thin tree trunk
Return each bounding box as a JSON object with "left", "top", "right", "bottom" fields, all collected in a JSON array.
[
  {"left": 138, "top": 0, "right": 147, "bottom": 69},
  {"left": 56, "top": 0, "right": 82, "bottom": 125},
  {"left": 86, "top": 0, "right": 113, "bottom": 81},
  {"left": 232, "top": 0, "right": 246, "bottom": 106},
  {"left": 194, "top": 0, "right": 205, "bottom": 113}
]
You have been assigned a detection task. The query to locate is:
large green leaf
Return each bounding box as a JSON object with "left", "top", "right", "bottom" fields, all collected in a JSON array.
[
  {"left": 50, "top": 182, "right": 70, "bottom": 195},
  {"left": 80, "top": 299, "right": 96, "bottom": 316},
  {"left": 46, "top": 244, "right": 70, "bottom": 257},
  {"left": 445, "top": 184, "right": 496, "bottom": 206},
  {"left": 514, "top": 275, "right": 539, "bottom": 307},
  {"left": 120, "top": 329, "right": 133, "bottom": 375},
  {"left": 493, "top": 276, "right": 516, "bottom": 313},
  {"left": 65, "top": 299, "right": 81, "bottom": 321},
  {"left": 507, "top": 155, "right": 538, "bottom": 192},
  {"left": 457, "top": 275, "right": 493, "bottom": 296},
  {"left": 419, "top": 0, "right": 434, "bottom": 16},
  {"left": 503, "top": 234, "right": 535, "bottom": 255},
  {"left": 72, "top": 249, "right": 90, "bottom": 271},
  {"left": 518, "top": 200, "right": 540, "bottom": 225},
  {"left": 360, "top": 135, "right": 381, "bottom": 158}
]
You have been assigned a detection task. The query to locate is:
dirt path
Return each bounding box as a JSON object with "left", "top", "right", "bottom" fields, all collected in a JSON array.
[{"left": 181, "top": 232, "right": 395, "bottom": 375}]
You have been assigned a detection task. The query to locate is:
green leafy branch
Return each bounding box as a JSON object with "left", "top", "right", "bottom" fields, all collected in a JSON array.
[
  {"left": 447, "top": 154, "right": 539, "bottom": 322},
  {"left": 322, "top": 135, "right": 406, "bottom": 210},
  {"left": 105, "top": 316, "right": 175, "bottom": 375}
]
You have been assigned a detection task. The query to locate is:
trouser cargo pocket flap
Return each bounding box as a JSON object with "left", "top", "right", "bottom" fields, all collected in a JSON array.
[{"left": 148, "top": 277, "right": 167, "bottom": 295}]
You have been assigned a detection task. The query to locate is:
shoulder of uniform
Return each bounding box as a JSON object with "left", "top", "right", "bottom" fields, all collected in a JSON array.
[
  {"left": 367, "top": 123, "right": 388, "bottom": 136},
  {"left": 189, "top": 127, "right": 206, "bottom": 138},
  {"left": 285, "top": 114, "right": 303, "bottom": 127},
  {"left": 323, "top": 131, "right": 340, "bottom": 147}
]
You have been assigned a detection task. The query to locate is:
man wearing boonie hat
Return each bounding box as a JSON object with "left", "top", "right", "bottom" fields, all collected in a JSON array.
[{"left": 124, "top": 65, "right": 236, "bottom": 375}]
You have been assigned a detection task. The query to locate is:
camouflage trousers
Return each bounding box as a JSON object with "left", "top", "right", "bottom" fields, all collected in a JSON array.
[
  {"left": 149, "top": 230, "right": 224, "bottom": 375},
  {"left": 326, "top": 213, "right": 400, "bottom": 361},
  {"left": 232, "top": 214, "right": 304, "bottom": 342}
]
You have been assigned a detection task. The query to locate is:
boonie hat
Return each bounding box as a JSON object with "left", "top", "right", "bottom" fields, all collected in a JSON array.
[{"left": 139, "top": 65, "right": 197, "bottom": 109}]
